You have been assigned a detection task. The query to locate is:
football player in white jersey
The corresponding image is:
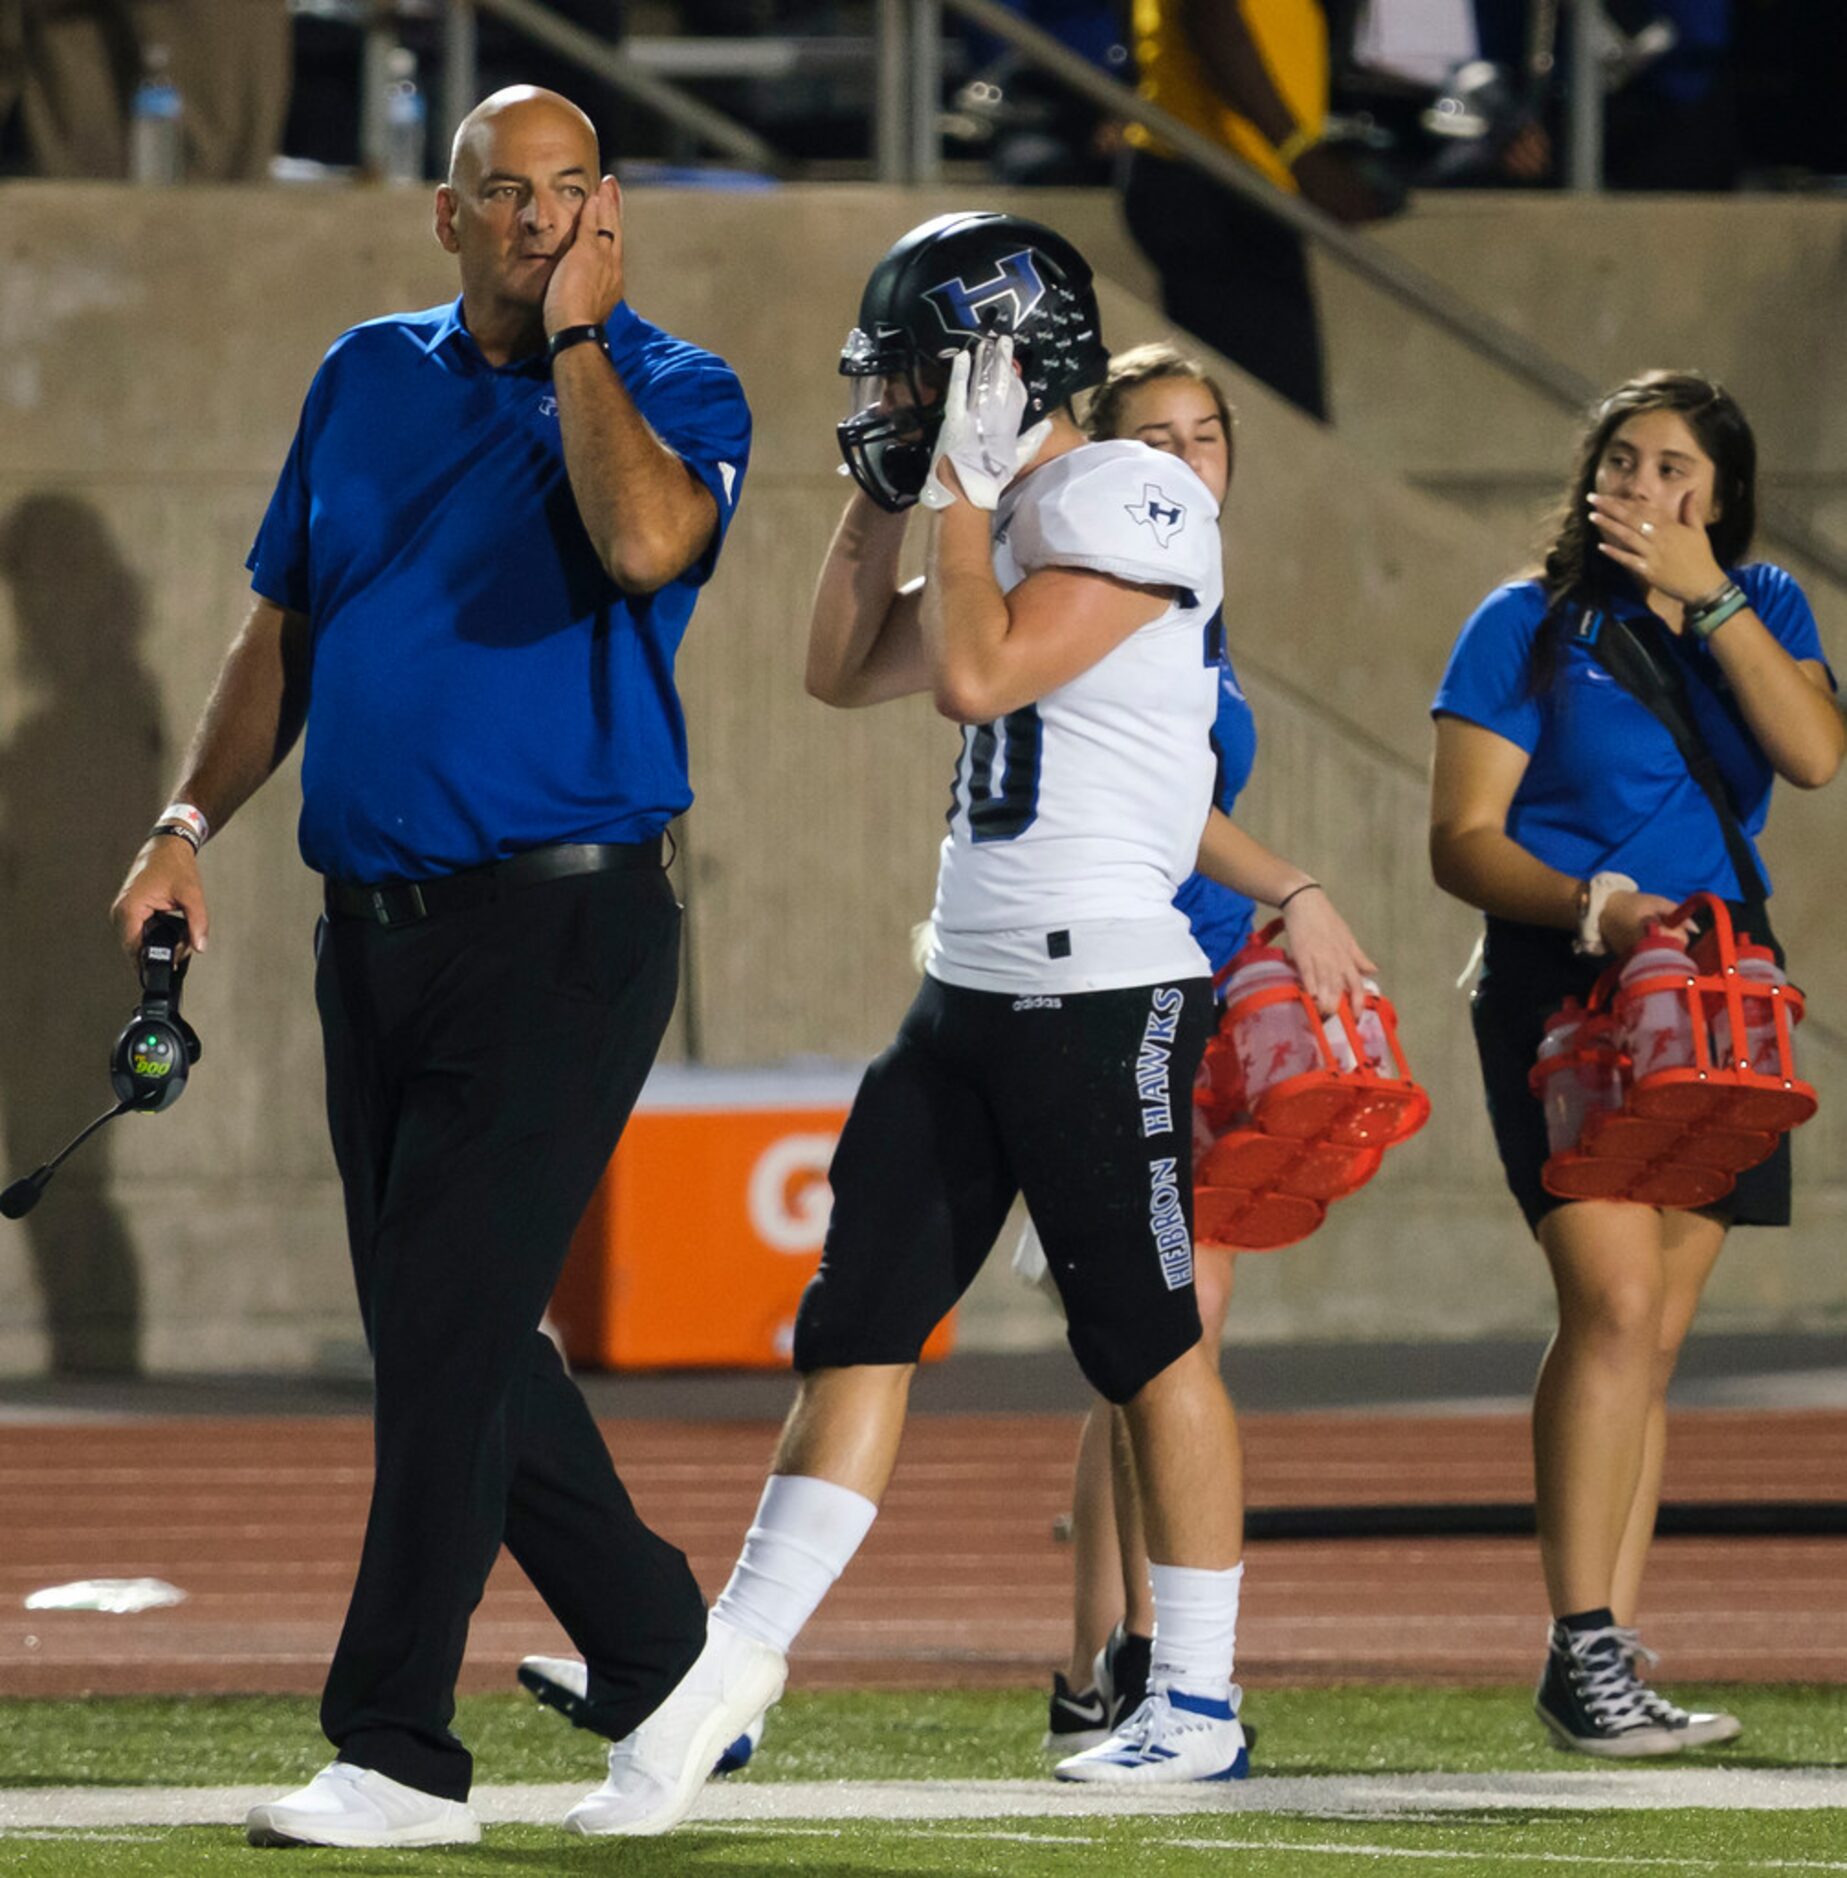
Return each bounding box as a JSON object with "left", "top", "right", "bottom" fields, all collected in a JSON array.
[
  {"left": 1036, "top": 344, "right": 1377, "bottom": 1761},
  {"left": 555, "top": 213, "right": 1360, "bottom": 1835}
]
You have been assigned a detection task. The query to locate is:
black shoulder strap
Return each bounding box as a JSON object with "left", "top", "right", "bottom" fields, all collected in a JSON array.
[{"left": 1573, "top": 606, "right": 1770, "bottom": 912}]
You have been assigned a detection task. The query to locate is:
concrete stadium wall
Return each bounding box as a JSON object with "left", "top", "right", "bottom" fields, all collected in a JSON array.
[{"left": 0, "top": 183, "right": 1840, "bottom": 1376}]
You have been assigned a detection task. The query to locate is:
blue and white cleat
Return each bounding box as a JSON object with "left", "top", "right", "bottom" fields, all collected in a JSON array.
[{"left": 1053, "top": 1687, "right": 1250, "bottom": 1785}]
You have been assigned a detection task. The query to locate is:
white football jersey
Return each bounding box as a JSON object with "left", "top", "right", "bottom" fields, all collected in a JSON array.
[{"left": 926, "top": 439, "right": 1224, "bottom": 995}]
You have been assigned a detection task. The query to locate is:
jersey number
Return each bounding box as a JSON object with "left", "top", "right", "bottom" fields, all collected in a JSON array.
[{"left": 957, "top": 705, "right": 1043, "bottom": 843}]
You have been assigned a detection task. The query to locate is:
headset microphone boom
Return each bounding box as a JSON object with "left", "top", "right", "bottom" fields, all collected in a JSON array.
[{"left": 0, "top": 911, "right": 202, "bottom": 1220}]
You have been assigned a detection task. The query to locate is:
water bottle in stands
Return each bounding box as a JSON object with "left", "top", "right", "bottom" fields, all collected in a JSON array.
[
  {"left": 1618, "top": 930, "right": 1696, "bottom": 1079},
  {"left": 130, "top": 44, "right": 183, "bottom": 186},
  {"left": 383, "top": 49, "right": 427, "bottom": 186},
  {"left": 1535, "top": 1003, "right": 1587, "bottom": 1155},
  {"left": 1321, "top": 980, "right": 1388, "bottom": 1074},
  {"left": 1222, "top": 945, "right": 1320, "bottom": 1105},
  {"left": 1711, "top": 943, "right": 1790, "bottom": 1076}
]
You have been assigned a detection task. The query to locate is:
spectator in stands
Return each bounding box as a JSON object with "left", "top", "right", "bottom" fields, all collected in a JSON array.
[
  {"left": 1470, "top": 0, "right": 1740, "bottom": 190},
  {"left": 1122, "top": 0, "right": 1398, "bottom": 423},
  {"left": 0, "top": 0, "right": 289, "bottom": 181},
  {"left": 1429, "top": 370, "right": 1840, "bottom": 1757}
]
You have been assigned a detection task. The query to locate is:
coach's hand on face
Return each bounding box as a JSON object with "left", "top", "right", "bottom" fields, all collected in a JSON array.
[{"left": 544, "top": 175, "right": 625, "bottom": 337}]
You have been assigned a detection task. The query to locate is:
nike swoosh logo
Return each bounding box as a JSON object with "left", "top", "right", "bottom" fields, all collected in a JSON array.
[{"left": 1058, "top": 1694, "right": 1107, "bottom": 1724}]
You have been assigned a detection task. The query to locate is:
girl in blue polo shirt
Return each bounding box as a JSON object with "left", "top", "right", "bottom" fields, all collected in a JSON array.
[{"left": 1430, "top": 371, "right": 1840, "bottom": 1760}]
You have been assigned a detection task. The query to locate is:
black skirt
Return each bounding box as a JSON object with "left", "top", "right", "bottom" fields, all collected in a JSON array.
[{"left": 1469, "top": 908, "right": 1793, "bottom": 1236}]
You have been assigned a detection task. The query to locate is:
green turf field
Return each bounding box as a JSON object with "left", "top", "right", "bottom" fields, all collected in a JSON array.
[
  {"left": 2, "top": 1688, "right": 1843, "bottom": 1875},
  {"left": 4, "top": 1686, "right": 1841, "bottom": 1786}
]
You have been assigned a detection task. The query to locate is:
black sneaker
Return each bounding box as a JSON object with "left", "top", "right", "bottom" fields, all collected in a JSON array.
[
  {"left": 1535, "top": 1620, "right": 1687, "bottom": 1758},
  {"left": 1095, "top": 1625, "right": 1153, "bottom": 1730},
  {"left": 1621, "top": 1629, "right": 1743, "bottom": 1748},
  {"left": 1043, "top": 1673, "right": 1111, "bottom": 1753}
]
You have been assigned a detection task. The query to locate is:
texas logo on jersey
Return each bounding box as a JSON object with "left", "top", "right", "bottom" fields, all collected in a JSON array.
[
  {"left": 1126, "top": 483, "right": 1187, "bottom": 549},
  {"left": 924, "top": 249, "right": 1047, "bottom": 337}
]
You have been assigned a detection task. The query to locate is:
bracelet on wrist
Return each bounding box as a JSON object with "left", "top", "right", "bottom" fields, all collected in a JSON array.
[
  {"left": 1279, "top": 881, "right": 1323, "bottom": 910},
  {"left": 1274, "top": 124, "right": 1319, "bottom": 172},
  {"left": 1683, "top": 578, "right": 1747, "bottom": 642},
  {"left": 1573, "top": 870, "right": 1636, "bottom": 957},
  {"left": 153, "top": 801, "right": 209, "bottom": 851},
  {"left": 546, "top": 323, "right": 606, "bottom": 364}
]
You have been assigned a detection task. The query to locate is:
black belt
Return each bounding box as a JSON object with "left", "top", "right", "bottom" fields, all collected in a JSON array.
[{"left": 324, "top": 839, "right": 663, "bottom": 929}]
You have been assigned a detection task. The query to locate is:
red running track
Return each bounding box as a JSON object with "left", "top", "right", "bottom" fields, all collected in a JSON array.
[{"left": 1, "top": 1410, "right": 1843, "bottom": 1697}]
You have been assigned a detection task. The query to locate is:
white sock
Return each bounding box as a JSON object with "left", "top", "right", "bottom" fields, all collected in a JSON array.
[
  {"left": 711, "top": 1473, "right": 878, "bottom": 1655},
  {"left": 1148, "top": 1560, "right": 1243, "bottom": 1708}
]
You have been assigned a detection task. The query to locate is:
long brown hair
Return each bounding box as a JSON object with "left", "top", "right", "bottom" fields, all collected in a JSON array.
[
  {"left": 1530, "top": 370, "right": 1757, "bottom": 687},
  {"left": 1085, "top": 342, "right": 1236, "bottom": 475}
]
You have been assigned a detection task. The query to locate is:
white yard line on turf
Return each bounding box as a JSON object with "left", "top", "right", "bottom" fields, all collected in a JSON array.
[
  {"left": 5, "top": 1768, "right": 1847, "bottom": 1831},
  {"left": 700, "top": 1827, "right": 1847, "bottom": 1872}
]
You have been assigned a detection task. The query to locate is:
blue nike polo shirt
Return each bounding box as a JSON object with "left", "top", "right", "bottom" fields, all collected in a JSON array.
[
  {"left": 1432, "top": 565, "right": 1833, "bottom": 905},
  {"left": 248, "top": 298, "right": 751, "bottom": 883}
]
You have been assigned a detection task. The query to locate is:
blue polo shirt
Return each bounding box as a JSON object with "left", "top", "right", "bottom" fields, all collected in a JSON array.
[
  {"left": 1173, "top": 648, "right": 1259, "bottom": 973},
  {"left": 248, "top": 298, "right": 751, "bottom": 882},
  {"left": 1432, "top": 565, "right": 1832, "bottom": 903}
]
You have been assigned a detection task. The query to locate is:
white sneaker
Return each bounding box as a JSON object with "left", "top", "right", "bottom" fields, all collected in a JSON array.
[
  {"left": 245, "top": 1761, "right": 481, "bottom": 1847},
  {"left": 521, "top": 1652, "right": 768, "bottom": 1773},
  {"left": 1055, "top": 1688, "right": 1250, "bottom": 1785},
  {"left": 563, "top": 1617, "right": 787, "bottom": 1837}
]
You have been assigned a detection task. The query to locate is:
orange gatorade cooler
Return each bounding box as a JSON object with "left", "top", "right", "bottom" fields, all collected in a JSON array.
[{"left": 550, "top": 1062, "right": 957, "bottom": 1371}]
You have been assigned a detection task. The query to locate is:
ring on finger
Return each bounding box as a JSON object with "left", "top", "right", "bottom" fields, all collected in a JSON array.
[{"left": 1639, "top": 521, "right": 1655, "bottom": 536}]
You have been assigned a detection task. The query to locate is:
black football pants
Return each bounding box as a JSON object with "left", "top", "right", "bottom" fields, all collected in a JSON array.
[{"left": 312, "top": 863, "right": 705, "bottom": 1800}]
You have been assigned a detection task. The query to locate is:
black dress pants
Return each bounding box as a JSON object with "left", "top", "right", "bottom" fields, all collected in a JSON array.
[
  {"left": 312, "top": 862, "right": 706, "bottom": 1800},
  {"left": 1123, "top": 148, "right": 1329, "bottom": 424}
]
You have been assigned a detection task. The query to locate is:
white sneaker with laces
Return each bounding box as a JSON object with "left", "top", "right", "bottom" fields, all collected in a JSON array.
[
  {"left": 564, "top": 1617, "right": 787, "bottom": 1837},
  {"left": 244, "top": 1761, "right": 480, "bottom": 1848},
  {"left": 1054, "top": 1687, "right": 1250, "bottom": 1785}
]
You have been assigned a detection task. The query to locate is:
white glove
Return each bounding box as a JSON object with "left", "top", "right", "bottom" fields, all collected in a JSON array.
[{"left": 919, "top": 335, "right": 1052, "bottom": 512}]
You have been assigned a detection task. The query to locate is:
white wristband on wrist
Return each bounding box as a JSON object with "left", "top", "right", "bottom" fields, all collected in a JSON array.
[
  {"left": 1573, "top": 870, "right": 1636, "bottom": 957},
  {"left": 153, "top": 801, "right": 210, "bottom": 851}
]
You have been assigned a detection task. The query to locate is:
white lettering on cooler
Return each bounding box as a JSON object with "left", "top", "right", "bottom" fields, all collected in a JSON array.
[{"left": 746, "top": 1133, "right": 838, "bottom": 1254}]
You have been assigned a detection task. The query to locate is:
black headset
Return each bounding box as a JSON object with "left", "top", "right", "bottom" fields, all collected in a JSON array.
[
  {"left": 2, "top": 911, "right": 204, "bottom": 1220},
  {"left": 110, "top": 911, "right": 202, "bottom": 1111}
]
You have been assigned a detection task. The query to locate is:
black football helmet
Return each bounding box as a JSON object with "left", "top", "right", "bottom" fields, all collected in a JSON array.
[{"left": 837, "top": 211, "right": 1109, "bottom": 512}]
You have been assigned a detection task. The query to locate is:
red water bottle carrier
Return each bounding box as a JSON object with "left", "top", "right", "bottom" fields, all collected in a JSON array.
[
  {"left": 1533, "top": 892, "right": 1817, "bottom": 1209},
  {"left": 1193, "top": 920, "right": 1431, "bottom": 1251}
]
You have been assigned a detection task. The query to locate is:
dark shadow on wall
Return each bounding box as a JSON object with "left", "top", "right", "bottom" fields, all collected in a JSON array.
[{"left": 0, "top": 495, "right": 164, "bottom": 1374}]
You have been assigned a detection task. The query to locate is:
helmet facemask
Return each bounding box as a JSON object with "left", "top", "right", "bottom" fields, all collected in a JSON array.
[
  {"left": 837, "top": 327, "right": 952, "bottom": 513},
  {"left": 835, "top": 213, "right": 1109, "bottom": 513}
]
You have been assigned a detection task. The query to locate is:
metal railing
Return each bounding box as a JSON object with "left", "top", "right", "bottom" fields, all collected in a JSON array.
[
  {"left": 463, "top": 0, "right": 776, "bottom": 170},
  {"left": 309, "top": 0, "right": 1842, "bottom": 586},
  {"left": 915, "top": 0, "right": 1847, "bottom": 588}
]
